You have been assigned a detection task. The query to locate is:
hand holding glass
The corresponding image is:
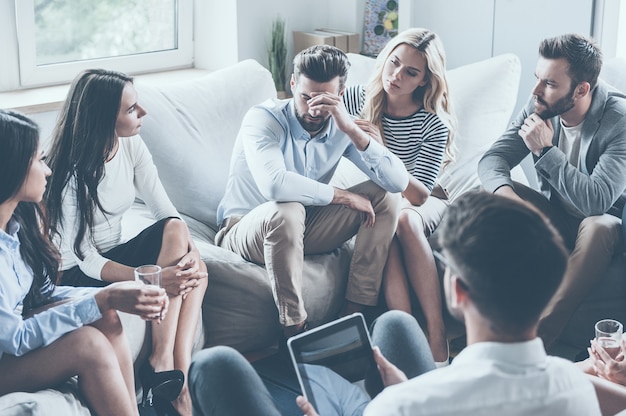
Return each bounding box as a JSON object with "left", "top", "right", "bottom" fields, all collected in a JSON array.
[
  {"left": 134, "top": 265, "right": 162, "bottom": 287},
  {"left": 595, "top": 319, "right": 623, "bottom": 359}
]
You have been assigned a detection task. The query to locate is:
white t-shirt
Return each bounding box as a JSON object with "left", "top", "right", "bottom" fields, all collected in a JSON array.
[
  {"left": 558, "top": 119, "right": 584, "bottom": 168},
  {"left": 365, "top": 338, "right": 601, "bottom": 416},
  {"left": 58, "top": 135, "right": 179, "bottom": 278},
  {"left": 554, "top": 120, "right": 585, "bottom": 218}
]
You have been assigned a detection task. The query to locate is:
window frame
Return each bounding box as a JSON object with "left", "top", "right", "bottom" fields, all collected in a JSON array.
[{"left": 14, "top": 0, "right": 193, "bottom": 88}]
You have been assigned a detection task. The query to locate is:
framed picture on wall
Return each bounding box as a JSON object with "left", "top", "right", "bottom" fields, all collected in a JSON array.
[{"left": 363, "top": 0, "right": 399, "bottom": 56}]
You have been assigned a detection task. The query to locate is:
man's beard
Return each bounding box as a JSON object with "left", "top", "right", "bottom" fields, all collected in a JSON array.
[
  {"left": 534, "top": 85, "right": 576, "bottom": 119},
  {"left": 295, "top": 108, "right": 329, "bottom": 135}
]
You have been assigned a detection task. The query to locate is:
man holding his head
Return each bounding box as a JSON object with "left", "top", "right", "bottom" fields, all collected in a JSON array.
[
  {"left": 478, "top": 33, "right": 626, "bottom": 348},
  {"left": 215, "top": 45, "right": 407, "bottom": 337}
]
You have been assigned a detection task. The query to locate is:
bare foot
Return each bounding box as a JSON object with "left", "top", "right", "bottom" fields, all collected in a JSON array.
[
  {"left": 172, "top": 385, "right": 192, "bottom": 416},
  {"left": 429, "top": 327, "right": 449, "bottom": 363}
]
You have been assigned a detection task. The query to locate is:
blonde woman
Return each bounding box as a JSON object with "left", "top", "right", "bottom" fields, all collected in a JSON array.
[{"left": 344, "top": 28, "right": 456, "bottom": 365}]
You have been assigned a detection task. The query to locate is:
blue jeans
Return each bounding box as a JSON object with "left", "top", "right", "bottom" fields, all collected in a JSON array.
[{"left": 188, "top": 311, "right": 435, "bottom": 416}]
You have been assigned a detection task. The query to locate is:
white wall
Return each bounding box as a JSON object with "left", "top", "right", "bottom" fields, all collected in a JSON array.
[
  {"left": 0, "top": 0, "right": 612, "bottom": 96},
  {"left": 195, "top": 0, "right": 364, "bottom": 73},
  {"left": 409, "top": 0, "right": 495, "bottom": 70},
  {"left": 0, "top": 0, "right": 20, "bottom": 91},
  {"left": 408, "top": 0, "right": 595, "bottom": 115}
]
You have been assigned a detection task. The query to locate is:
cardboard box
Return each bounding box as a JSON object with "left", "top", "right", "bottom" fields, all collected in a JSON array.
[
  {"left": 293, "top": 29, "right": 361, "bottom": 55},
  {"left": 316, "top": 28, "right": 361, "bottom": 53},
  {"left": 293, "top": 31, "right": 336, "bottom": 55},
  {"left": 316, "top": 30, "right": 348, "bottom": 52}
]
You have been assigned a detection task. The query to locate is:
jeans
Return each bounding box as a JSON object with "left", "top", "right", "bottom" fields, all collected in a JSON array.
[{"left": 188, "top": 311, "right": 435, "bottom": 416}]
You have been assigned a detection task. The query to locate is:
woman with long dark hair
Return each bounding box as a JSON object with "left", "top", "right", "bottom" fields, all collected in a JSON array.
[
  {"left": 0, "top": 109, "right": 169, "bottom": 415},
  {"left": 45, "top": 69, "right": 208, "bottom": 415}
]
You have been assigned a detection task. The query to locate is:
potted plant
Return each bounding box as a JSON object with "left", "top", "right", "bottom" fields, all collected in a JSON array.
[{"left": 268, "top": 16, "right": 288, "bottom": 98}]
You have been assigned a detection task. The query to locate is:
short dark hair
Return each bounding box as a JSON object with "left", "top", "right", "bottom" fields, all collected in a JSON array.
[
  {"left": 539, "top": 33, "right": 603, "bottom": 90},
  {"left": 437, "top": 191, "right": 567, "bottom": 333},
  {"left": 292, "top": 45, "right": 350, "bottom": 89}
]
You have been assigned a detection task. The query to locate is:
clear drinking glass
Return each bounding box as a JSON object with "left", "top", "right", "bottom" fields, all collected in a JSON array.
[
  {"left": 134, "top": 264, "right": 162, "bottom": 287},
  {"left": 595, "top": 319, "right": 623, "bottom": 359}
]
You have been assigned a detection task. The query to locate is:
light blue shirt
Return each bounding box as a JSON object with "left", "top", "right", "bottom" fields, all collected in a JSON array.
[
  {"left": 217, "top": 99, "right": 409, "bottom": 223},
  {"left": 0, "top": 218, "right": 102, "bottom": 360}
]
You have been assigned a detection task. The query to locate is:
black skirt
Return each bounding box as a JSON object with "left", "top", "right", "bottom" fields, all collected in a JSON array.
[{"left": 59, "top": 217, "right": 174, "bottom": 288}]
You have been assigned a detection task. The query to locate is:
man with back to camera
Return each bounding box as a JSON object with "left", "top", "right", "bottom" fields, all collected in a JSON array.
[
  {"left": 356, "top": 191, "right": 602, "bottom": 415},
  {"left": 478, "top": 33, "right": 626, "bottom": 348},
  {"left": 186, "top": 191, "right": 602, "bottom": 415},
  {"left": 215, "top": 45, "right": 408, "bottom": 338}
]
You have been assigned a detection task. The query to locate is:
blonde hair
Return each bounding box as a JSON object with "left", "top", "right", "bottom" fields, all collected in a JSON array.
[{"left": 361, "top": 28, "right": 457, "bottom": 168}]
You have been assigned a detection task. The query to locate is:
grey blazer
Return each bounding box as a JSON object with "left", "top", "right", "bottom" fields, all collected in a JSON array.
[{"left": 478, "top": 80, "right": 626, "bottom": 217}]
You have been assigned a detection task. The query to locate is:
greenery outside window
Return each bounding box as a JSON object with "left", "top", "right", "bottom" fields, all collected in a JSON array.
[{"left": 15, "top": 0, "right": 193, "bottom": 87}]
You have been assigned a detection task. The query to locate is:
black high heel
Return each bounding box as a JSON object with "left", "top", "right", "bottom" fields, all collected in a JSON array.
[{"left": 139, "top": 361, "right": 185, "bottom": 404}]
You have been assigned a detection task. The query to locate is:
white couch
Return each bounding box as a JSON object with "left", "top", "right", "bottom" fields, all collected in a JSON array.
[
  {"left": 134, "top": 52, "right": 526, "bottom": 354},
  {"left": 0, "top": 51, "right": 570, "bottom": 414}
]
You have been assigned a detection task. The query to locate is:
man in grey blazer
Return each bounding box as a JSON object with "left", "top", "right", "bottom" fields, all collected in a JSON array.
[{"left": 478, "top": 33, "right": 626, "bottom": 348}]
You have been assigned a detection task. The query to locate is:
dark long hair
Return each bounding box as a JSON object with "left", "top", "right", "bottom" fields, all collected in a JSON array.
[
  {"left": 0, "top": 110, "right": 59, "bottom": 312},
  {"left": 45, "top": 69, "right": 133, "bottom": 260}
]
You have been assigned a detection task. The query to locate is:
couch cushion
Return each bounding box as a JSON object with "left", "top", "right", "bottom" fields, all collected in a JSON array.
[
  {"left": 135, "top": 60, "right": 277, "bottom": 229},
  {"left": 601, "top": 57, "right": 626, "bottom": 93},
  {"left": 441, "top": 53, "right": 522, "bottom": 199},
  {"left": 0, "top": 381, "right": 90, "bottom": 416},
  {"left": 199, "top": 241, "right": 352, "bottom": 352}
]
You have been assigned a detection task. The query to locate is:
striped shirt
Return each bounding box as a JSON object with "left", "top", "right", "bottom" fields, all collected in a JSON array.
[{"left": 343, "top": 85, "right": 448, "bottom": 191}]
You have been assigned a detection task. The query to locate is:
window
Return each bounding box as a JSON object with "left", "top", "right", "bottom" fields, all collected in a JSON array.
[
  {"left": 617, "top": 4, "right": 626, "bottom": 59},
  {"left": 594, "top": 0, "right": 626, "bottom": 60},
  {"left": 15, "top": 0, "right": 192, "bottom": 87}
]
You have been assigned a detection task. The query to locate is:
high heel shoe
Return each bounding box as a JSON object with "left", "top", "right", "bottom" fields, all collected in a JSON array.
[{"left": 139, "top": 361, "right": 185, "bottom": 404}]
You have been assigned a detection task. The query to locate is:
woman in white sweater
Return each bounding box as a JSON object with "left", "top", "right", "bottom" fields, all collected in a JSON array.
[
  {"left": 0, "top": 109, "right": 169, "bottom": 416},
  {"left": 45, "top": 69, "right": 208, "bottom": 416}
]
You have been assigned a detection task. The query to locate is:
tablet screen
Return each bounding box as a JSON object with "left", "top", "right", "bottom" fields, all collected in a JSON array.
[{"left": 287, "top": 313, "right": 377, "bottom": 413}]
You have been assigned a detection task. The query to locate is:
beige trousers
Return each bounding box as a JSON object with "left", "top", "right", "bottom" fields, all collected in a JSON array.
[
  {"left": 538, "top": 213, "right": 622, "bottom": 346},
  {"left": 215, "top": 181, "right": 401, "bottom": 326}
]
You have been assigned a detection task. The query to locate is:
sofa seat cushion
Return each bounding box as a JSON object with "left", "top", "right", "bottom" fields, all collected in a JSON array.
[
  {"left": 200, "top": 242, "right": 352, "bottom": 352},
  {"left": 0, "top": 383, "right": 90, "bottom": 416}
]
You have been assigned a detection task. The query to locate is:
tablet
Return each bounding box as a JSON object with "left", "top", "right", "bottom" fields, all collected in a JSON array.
[{"left": 287, "top": 313, "right": 377, "bottom": 412}]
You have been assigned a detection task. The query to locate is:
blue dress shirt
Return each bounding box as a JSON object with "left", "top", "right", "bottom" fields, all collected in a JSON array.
[
  {"left": 0, "top": 218, "right": 102, "bottom": 360},
  {"left": 217, "top": 99, "right": 409, "bottom": 224}
]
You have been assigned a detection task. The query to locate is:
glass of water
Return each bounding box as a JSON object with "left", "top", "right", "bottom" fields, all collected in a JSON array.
[
  {"left": 595, "top": 319, "right": 623, "bottom": 359},
  {"left": 134, "top": 264, "right": 162, "bottom": 287}
]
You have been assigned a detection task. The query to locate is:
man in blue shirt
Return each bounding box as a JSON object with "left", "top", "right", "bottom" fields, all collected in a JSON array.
[{"left": 216, "top": 45, "right": 408, "bottom": 336}]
